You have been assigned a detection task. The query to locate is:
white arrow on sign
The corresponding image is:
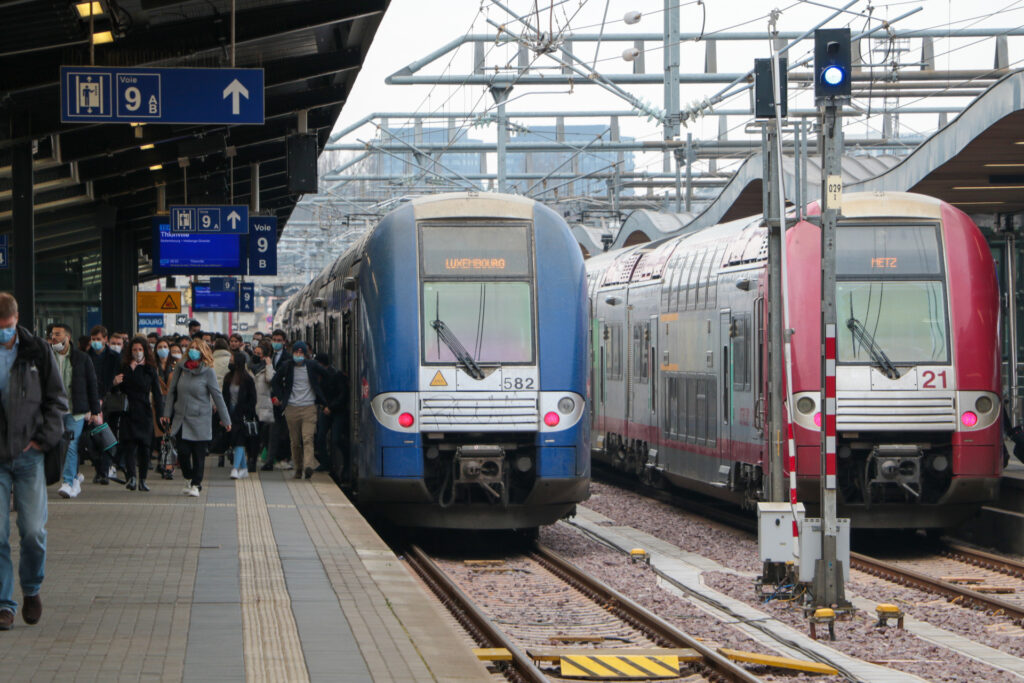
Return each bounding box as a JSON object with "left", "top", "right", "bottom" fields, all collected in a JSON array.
[
  {"left": 226, "top": 210, "right": 242, "bottom": 230},
  {"left": 222, "top": 79, "right": 249, "bottom": 115}
]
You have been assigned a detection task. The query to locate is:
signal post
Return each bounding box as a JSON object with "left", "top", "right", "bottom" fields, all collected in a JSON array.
[{"left": 813, "top": 28, "right": 853, "bottom": 613}]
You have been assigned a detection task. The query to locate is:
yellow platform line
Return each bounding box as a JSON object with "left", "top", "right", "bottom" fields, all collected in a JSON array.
[{"left": 236, "top": 475, "right": 310, "bottom": 682}]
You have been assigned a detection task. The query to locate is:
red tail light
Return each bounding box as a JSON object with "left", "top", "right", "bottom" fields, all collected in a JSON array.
[
  {"left": 813, "top": 412, "right": 822, "bottom": 428},
  {"left": 398, "top": 412, "right": 414, "bottom": 428},
  {"left": 960, "top": 411, "right": 978, "bottom": 428},
  {"left": 544, "top": 411, "right": 560, "bottom": 427}
]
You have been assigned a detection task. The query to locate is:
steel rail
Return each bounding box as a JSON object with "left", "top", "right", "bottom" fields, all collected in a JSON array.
[
  {"left": 532, "top": 544, "right": 761, "bottom": 683},
  {"left": 404, "top": 545, "right": 547, "bottom": 683},
  {"left": 849, "top": 552, "right": 1024, "bottom": 622},
  {"left": 943, "top": 543, "right": 1024, "bottom": 579}
]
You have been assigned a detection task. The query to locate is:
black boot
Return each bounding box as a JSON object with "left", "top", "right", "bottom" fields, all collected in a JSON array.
[
  {"left": 139, "top": 479, "right": 150, "bottom": 492},
  {"left": 218, "top": 455, "right": 225, "bottom": 467},
  {"left": 126, "top": 476, "right": 137, "bottom": 491}
]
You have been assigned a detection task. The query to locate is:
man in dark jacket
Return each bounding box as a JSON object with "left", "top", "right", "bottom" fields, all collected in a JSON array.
[
  {"left": 47, "top": 324, "right": 102, "bottom": 498},
  {"left": 87, "top": 325, "right": 123, "bottom": 483},
  {"left": 271, "top": 341, "right": 327, "bottom": 479},
  {"left": 0, "top": 293, "right": 68, "bottom": 630},
  {"left": 313, "top": 353, "right": 343, "bottom": 474}
]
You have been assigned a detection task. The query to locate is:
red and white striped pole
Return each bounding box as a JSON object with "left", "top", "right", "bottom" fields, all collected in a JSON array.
[{"left": 823, "top": 323, "right": 837, "bottom": 491}]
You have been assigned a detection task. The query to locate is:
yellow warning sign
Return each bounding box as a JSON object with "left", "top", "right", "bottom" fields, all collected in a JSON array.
[
  {"left": 137, "top": 291, "right": 182, "bottom": 314},
  {"left": 560, "top": 654, "right": 680, "bottom": 680},
  {"left": 430, "top": 371, "right": 448, "bottom": 387}
]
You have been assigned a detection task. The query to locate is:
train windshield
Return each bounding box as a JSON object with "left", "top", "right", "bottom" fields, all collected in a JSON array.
[
  {"left": 422, "top": 282, "right": 534, "bottom": 364},
  {"left": 835, "top": 223, "right": 949, "bottom": 365}
]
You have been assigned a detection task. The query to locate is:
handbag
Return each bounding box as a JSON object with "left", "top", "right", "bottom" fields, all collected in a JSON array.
[
  {"left": 45, "top": 429, "right": 73, "bottom": 486},
  {"left": 159, "top": 433, "right": 178, "bottom": 468},
  {"left": 244, "top": 418, "right": 260, "bottom": 439},
  {"left": 102, "top": 391, "right": 128, "bottom": 416}
]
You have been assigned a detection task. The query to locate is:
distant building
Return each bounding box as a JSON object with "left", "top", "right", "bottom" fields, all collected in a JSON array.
[{"left": 507, "top": 124, "right": 635, "bottom": 198}]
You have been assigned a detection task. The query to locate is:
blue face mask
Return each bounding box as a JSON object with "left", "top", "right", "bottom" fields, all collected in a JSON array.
[
  {"left": 0, "top": 326, "right": 16, "bottom": 344},
  {"left": 188, "top": 349, "right": 201, "bottom": 361},
  {"left": 292, "top": 354, "right": 305, "bottom": 364},
  {"left": 272, "top": 342, "right": 283, "bottom": 351},
  {"left": 91, "top": 340, "right": 104, "bottom": 352},
  {"left": 156, "top": 347, "right": 169, "bottom": 359}
]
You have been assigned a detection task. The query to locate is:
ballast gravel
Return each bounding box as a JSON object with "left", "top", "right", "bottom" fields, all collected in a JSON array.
[{"left": 577, "top": 482, "right": 1024, "bottom": 682}]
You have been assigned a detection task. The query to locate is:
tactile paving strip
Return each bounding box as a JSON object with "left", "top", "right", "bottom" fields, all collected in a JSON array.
[{"left": 236, "top": 476, "right": 310, "bottom": 682}]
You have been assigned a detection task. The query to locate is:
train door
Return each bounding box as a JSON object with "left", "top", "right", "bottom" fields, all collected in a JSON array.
[
  {"left": 719, "top": 309, "right": 732, "bottom": 470},
  {"left": 596, "top": 318, "right": 606, "bottom": 439}
]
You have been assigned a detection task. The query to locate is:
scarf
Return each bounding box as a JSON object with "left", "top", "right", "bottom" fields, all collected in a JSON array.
[{"left": 184, "top": 360, "right": 200, "bottom": 370}]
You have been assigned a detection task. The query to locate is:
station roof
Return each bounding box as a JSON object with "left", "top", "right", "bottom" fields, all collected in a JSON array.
[
  {"left": 605, "top": 70, "right": 1024, "bottom": 248},
  {"left": 0, "top": 0, "right": 389, "bottom": 262}
]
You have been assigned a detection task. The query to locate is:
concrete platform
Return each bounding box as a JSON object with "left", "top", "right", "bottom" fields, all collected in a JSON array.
[
  {"left": 952, "top": 460, "right": 1024, "bottom": 555},
  {"left": 0, "top": 466, "right": 489, "bottom": 682}
]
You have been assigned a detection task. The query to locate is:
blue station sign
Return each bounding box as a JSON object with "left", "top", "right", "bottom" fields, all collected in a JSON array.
[
  {"left": 239, "top": 283, "right": 255, "bottom": 313},
  {"left": 248, "top": 216, "right": 277, "bottom": 276},
  {"left": 137, "top": 313, "right": 164, "bottom": 329},
  {"left": 60, "top": 66, "right": 264, "bottom": 125},
  {"left": 170, "top": 205, "right": 249, "bottom": 234}
]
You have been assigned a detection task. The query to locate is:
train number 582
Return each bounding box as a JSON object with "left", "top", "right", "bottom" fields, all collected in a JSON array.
[
  {"left": 502, "top": 377, "right": 535, "bottom": 390},
  {"left": 921, "top": 370, "right": 947, "bottom": 389}
]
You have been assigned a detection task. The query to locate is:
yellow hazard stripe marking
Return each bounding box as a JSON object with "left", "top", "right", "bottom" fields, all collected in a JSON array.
[
  {"left": 560, "top": 654, "right": 680, "bottom": 679},
  {"left": 718, "top": 648, "right": 838, "bottom": 675}
]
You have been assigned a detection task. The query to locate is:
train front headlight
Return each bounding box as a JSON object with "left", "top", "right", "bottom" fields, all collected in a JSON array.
[
  {"left": 797, "top": 397, "right": 815, "bottom": 415},
  {"left": 975, "top": 396, "right": 993, "bottom": 414},
  {"left": 557, "top": 397, "right": 575, "bottom": 414},
  {"left": 382, "top": 397, "right": 400, "bottom": 415}
]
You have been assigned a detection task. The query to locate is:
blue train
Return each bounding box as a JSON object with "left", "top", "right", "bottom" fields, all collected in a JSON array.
[{"left": 276, "top": 192, "right": 590, "bottom": 529}]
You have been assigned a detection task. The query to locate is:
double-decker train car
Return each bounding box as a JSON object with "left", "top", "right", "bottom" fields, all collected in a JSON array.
[
  {"left": 589, "top": 191, "right": 1002, "bottom": 528},
  {"left": 278, "top": 192, "right": 590, "bottom": 529}
]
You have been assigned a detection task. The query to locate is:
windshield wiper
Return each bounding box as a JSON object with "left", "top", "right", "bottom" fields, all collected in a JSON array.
[
  {"left": 431, "top": 318, "right": 485, "bottom": 380},
  {"left": 846, "top": 317, "right": 899, "bottom": 379}
]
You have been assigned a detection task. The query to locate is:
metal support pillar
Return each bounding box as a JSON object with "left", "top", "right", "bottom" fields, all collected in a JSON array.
[
  {"left": 663, "top": 0, "right": 680, "bottom": 140},
  {"left": 764, "top": 126, "right": 785, "bottom": 503},
  {"left": 11, "top": 140, "right": 34, "bottom": 330},
  {"left": 684, "top": 132, "right": 693, "bottom": 212},
  {"left": 815, "top": 102, "right": 848, "bottom": 609},
  {"left": 489, "top": 86, "right": 512, "bottom": 193},
  {"left": 250, "top": 162, "right": 260, "bottom": 213}
]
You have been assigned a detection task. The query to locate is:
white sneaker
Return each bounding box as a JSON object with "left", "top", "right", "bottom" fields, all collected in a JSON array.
[
  {"left": 230, "top": 468, "right": 239, "bottom": 479},
  {"left": 70, "top": 478, "right": 82, "bottom": 498},
  {"left": 182, "top": 484, "right": 194, "bottom": 495},
  {"left": 275, "top": 460, "right": 294, "bottom": 470},
  {"left": 188, "top": 485, "right": 200, "bottom": 497},
  {"left": 108, "top": 466, "right": 117, "bottom": 478},
  {"left": 76, "top": 473, "right": 85, "bottom": 484},
  {"left": 239, "top": 468, "right": 249, "bottom": 479},
  {"left": 57, "top": 483, "right": 73, "bottom": 498}
]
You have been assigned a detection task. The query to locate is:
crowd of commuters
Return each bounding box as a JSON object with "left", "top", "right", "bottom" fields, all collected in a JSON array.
[{"left": 0, "top": 296, "right": 349, "bottom": 630}]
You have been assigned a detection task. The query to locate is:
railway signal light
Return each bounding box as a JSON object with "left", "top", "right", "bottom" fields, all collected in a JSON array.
[{"left": 814, "top": 28, "right": 851, "bottom": 101}]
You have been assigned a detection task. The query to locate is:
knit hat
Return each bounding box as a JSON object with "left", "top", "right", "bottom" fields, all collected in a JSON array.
[{"left": 292, "top": 340, "right": 308, "bottom": 354}]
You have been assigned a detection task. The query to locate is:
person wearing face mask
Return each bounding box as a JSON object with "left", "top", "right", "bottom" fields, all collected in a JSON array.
[
  {"left": 111, "top": 337, "right": 163, "bottom": 492},
  {"left": 46, "top": 324, "right": 102, "bottom": 499},
  {"left": 223, "top": 351, "right": 257, "bottom": 479},
  {"left": 267, "top": 329, "right": 292, "bottom": 470},
  {"left": 87, "top": 325, "right": 123, "bottom": 484},
  {"left": 250, "top": 341, "right": 276, "bottom": 471},
  {"left": 270, "top": 341, "right": 328, "bottom": 480},
  {"left": 108, "top": 334, "right": 125, "bottom": 357},
  {"left": 161, "top": 339, "right": 231, "bottom": 497},
  {"left": 153, "top": 339, "right": 176, "bottom": 479},
  {"left": 0, "top": 293, "right": 69, "bottom": 631}
]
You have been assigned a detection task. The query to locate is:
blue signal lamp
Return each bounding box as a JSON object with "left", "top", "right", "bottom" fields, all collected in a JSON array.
[{"left": 822, "top": 65, "right": 846, "bottom": 87}]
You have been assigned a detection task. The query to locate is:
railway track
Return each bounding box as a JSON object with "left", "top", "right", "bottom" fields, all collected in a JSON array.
[
  {"left": 595, "top": 466, "right": 1024, "bottom": 623},
  {"left": 403, "top": 542, "right": 760, "bottom": 683},
  {"left": 851, "top": 543, "right": 1024, "bottom": 622}
]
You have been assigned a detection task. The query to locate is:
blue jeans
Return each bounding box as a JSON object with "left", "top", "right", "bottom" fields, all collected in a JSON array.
[
  {"left": 0, "top": 450, "right": 47, "bottom": 614},
  {"left": 233, "top": 445, "right": 246, "bottom": 470},
  {"left": 61, "top": 415, "right": 86, "bottom": 486}
]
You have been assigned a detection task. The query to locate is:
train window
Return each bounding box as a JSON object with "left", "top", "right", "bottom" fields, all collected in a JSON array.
[
  {"left": 608, "top": 324, "right": 623, "bottom": 380},
  {"left": 836, "top": 224, "right": 943, "bottom": 276},
  {"left": 420, "top": 224, "right": 532, "bottom": 277},
  {"left": 665, "top": 376, "right": 677, "bottom": 436},
  {"left": 706, "top": 378, "right": 717, "bottom": 447},
  {"left": 836, "top": 280, "right": 949, "bottom": 364},
  {"left": 640, "top": 323, "right": 650, "bottom": 383},
  {"left": 695, "top": 378, "right": 707, "bottom": 442},
  {"left": 422, "top": 281, "right": 535, "bottom": 364},
  {"left": 732, "top": 315, "right": 751, "bottom": 391},
  {"left": 686, "top": 376, "right": 698, "bottom": 441}
]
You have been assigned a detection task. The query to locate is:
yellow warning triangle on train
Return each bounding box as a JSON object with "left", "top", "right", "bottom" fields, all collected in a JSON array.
[{"left": 430, "top": 371, "right": 448, "bottom": 387}]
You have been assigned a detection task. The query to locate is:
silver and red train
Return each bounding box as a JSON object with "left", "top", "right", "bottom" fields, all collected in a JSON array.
[{"left": 587, "top": 191, "right": 1002, "bottom": 528}]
